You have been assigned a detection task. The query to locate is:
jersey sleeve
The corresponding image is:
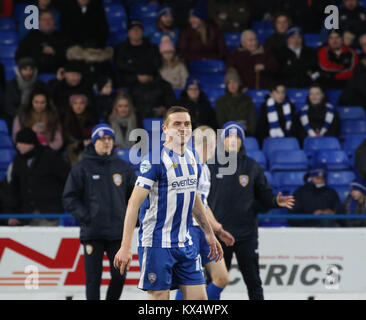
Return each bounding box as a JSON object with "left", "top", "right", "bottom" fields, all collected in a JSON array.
[{"left": 135, "top": 157, "right": 160, "bottom": 190}]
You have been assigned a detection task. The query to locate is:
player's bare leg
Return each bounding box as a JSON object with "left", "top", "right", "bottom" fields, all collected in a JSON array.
[
  {"left": 147, "top": 289, "right": 170, "bottom": 300},
  {"left": 205, "top": 259, "right": 230, "bottom": 289},
  {"left": 179, "top": 284, "right": 208, "bottom": 300}
]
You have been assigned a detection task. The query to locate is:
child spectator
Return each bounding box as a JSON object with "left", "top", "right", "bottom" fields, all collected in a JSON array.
[
  {"left": 108, "top": 93, "right": 137, "bottom": 149},
  {"left": 215, "top": 68, "right": 256, "bottom": 135},
  {"left": 159, "top": 37, "right": 189, "bottom": 90},
  {"left": 344, "top": 177, "right": 366, "bottom": 227},
  {"left": 12, "top": 86, "right": 63, "bottom": 151},
  {"left": 256, "top": 83, "right": 296, "bottom": 144}
]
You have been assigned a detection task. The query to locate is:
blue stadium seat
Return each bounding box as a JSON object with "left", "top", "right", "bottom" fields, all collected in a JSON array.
[
  {"left": 243, "top": 137, "right": 259, "bottom": 151},
  {"left": 223, "top": 32, "right": 241, "bottom": 51},
  {"left": 0, "top": 17, "right": 16, "bottom": 31},
  {"left": 0, "top": 119, "right": 8, "bottom": 134},
  {"left": 326, "top": 89, "right": 342, "bottom": 106},
  {"left": 245, "top": 89, "right": 269, "bottom": 104},
  {"left": 327, "top": 170, "right": 356, "bottom": 186},
  {"left": 303, "top": 33, "right": 322, "bottom": 48},
  {"left": 333, "top": 186, "right": 350, "bottom": 203},
  {"left": 173, "top": 89, "right": 183, "bottom": 99},
  {"left": 262, "top": 137, "right": 300, "bottom": 159},
  {"left": 0, "top": 31, "right": 18, "bottom": 45},
  {"left": 0, "top": 148, "right": 15, "bottom": 169},
  {"left": 343, "top": 134, "right": 366, "bottom": 155},
  {"left": 313, "top": 150, "right": 350, "bottom": 170},
  {"left": 257, "top": 30, "right": 274, "bottom": 45},
  {"left": 1, "top": 58, "right": 16, "bottom": 80},
  {"left": 264, "top": 171, "right": 273, "bottom": 186},
  {"left": 0, "top": 169, "right": 7, "bottom": 181},
  {"left": 247, "top": 150, "right": 266, "bottom": 169},
  {"left": 0, "top": 44, "right": 17, "bottom": 59},
  {"left": 270, "top": 150, "right": 308, "bottom": 171},
  {"left": 197, "top": 74, "right": 225, "bottom": 90},
  {"left": 13, "top": 3, "right": 28, "bottom": 23},
  {"left": 273, "top": 171, "right": 307, "bottom": 188},
  {"left": 38, "top": 73, "right": 57, "bottom": 83},
  {"left": 203, "top": 88, "right": 225, "bottom": 109},
  {"left": 337, "top": 106, "right": 366, "bottom": 121},
  {"left": 189, "top": 59, "right": 225, "bottom": 75},
  {"left": 259, "top": 208, "right": 289, "bottom": 227},
  {"left": 107, "top": 30, "right": 127, "bottom": 46},
  {"left": 286, "top": 89, "right": 308, "bottom": 104},
  {"left": 0, "top": 134, "right": 13, "bottom": 148},
  {"left": 341, "top": 120, "right": 366, "bottom": 135},
  {"left": 360, "top": 0, "right": 366, "bottom": 8},
  {"left": 116, "top": 148, "right": 142, "bottom": 170},
  {"left": 105, "top": 4, "right": 127, "bottom": 28},
  {"left": 129, "top": 3, "right": 159, "bottom": 25},
  {"left": 251, "top": 21, "right": 273, "bottom": 33},
  {"left": 143, "top": 118, "right": 163, "bottom": 132},
  {"left": 303, "top": 136, "right": 341, "bottom": 157}
]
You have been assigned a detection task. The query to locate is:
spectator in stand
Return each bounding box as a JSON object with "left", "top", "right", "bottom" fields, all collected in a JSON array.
[
  {"left": 93, "top": 76, "right": 116, "bottom": 121},
  {"left": 50, "top": 60, "right": 93, "bottom": 118},
  {"left": 256, "top": 83, "right": 296, "bottom": 145},
  {"left": 226, "top": 30, "right": 278, "bottom": 89},
  {"left": 264, "top": 12, "right": 292, "bottom": 61},
  {"left": 178, "top": 4, "right": 227, "bottom": 62},
  {"left": 128, "top": 61, "right": 176, "bottom": 125},
  {"left": 339, "top": 0, "right": 366, "bottom": 39},
  {"left": 2, "top": 127, "right": 70, "bottom": 226},
  {"left": 206, "top": 0, "right": 250, "bottom": 33},
  {"left": 4, "top": 57, "right": 43, "bottom": 123},
  {"left": 65, "top": 44, "right": 115, "bottom": 90},
  {"left": 355, "top": 138, "right": 366, "bottom": 179},
  {"left": 339, "top": 55, "right": 366, "bottom": 109},
  {"left": 215, "top": 68, "right": 256, "bottom": 135},
  {"left": 289, "top": 165, "right": 344, "bottom": 227},
  {"left": 344, "top": 177, "right": 366, "bottom": 227},
  {"left": 114, "top": 19, "right": 161, "bottom": 88},
  {"left": 15, "top": 10, "right": 70, "bottom": 74},
  {"left": 159, "top": 36, "right": 189, "bottom": 90},
  {"left": 59, "top": 0, "right": 109, "bottom": 48},
  {"left": 318, "top": 29, "right": 359, "bottom": 89},
  {"left": 158, "top": 0, "right": 199, "bottom": 30},
  {"left": 277, "top": 26, "right": 319, "bottom": 88},
  {"left": 343, "top": 29, "right": 357, "bottom": 48},
  {"left": 145, "top": 6, "right": 179, "bottom": 47},
  {"left": 63, "top": 93, "right": 98, "bottom": 166},
  {"left": 177, "top": 78, "right": 217, "bottom": 129},
  {"left": 108, "top": 92, "right": 137, "bottom": 149},
  {"left": 359, "top": 33, "right": 366, "bottom": 59},
  {"left": 293, "top": 84, "right": 341, "bottom": 145},
  {"left": 12, "top": 86, "right": 63, "bottom": 151}
]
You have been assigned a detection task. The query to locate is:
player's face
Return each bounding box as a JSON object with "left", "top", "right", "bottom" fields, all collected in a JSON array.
[
  {"left": 163, "top": 112, "right": 192, "bottom": 147},
  {"left": 94, "top": 136, "right": 114, "bottom": 156}
]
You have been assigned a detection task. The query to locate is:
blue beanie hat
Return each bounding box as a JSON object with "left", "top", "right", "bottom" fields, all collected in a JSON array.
[
  {"left": 185, "top": 77, "right": 200, "bottom": 90},
  {"left": 158, "top": 6, "right": 173, "bottom": 18},
  {"left": 221, "top": 121, "right": 245, "bottom": 144},
  {"left": 286, "top": 26, "right": 302, "bottom": 39},
  {"left": 189, "top": 0, "right": 208, "bottom": 22},
  {"left": 308, "top": 164, "right": 327, "bottom": 179},
  {"left": 351, "top": 177, "right": 366, "bottom": 195},
  {"left": 91, "top": 124, "right": 115, "bottom": 145}
]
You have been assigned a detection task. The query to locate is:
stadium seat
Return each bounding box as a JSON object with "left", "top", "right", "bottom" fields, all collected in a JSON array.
[
  {"left": 116, "top": 148, "right": 141, "bottom": 170},
  {"left": 203, "top": 88, "right": 225, "bottom": 109},
  {"left": 262, "top": 137, "right": 300, "bottom": 159},
  {"left": 272, "top": 171, "right": 307, "bottom": 188},
  {"left": 270, "top": 150, "right": 308, "bottom": 171},
  {"left": 333, "top": 186, "right": 350, "bottom": 203},
  {"left": 189, "top": 59, "right": 225, "bottom": 75},
  {"left": 327, "top": 170, "right": 356, "bottom": 186},
  {"left": 326, "top": 89, "right": 342, "bottom": 106},
  {"left": 173, "top": 89, "right": 183, "bottom": 99},
  {"left": 0, "top": 44, "right": 17, "bottom": 59},
  {"left": 0, "top": 134, "right": 13, "bottom": 148},
  {"left": 246, "top": 150, "right": 266, "bottom": 169},
  {"left": 257, "top": 30, "right": 274, "bottom": 45},
  {"left": 259, "top": 208, "right": 289, "bottom": 227},
  {"left": 303, "top": 136, "right": 341, "bottom": 157},
  {"left": 0, "top": 169, "right": 7, "bottom": 181},
  {"left": 342, "top": 134, "right": 366, "bottom": 156},
  {"left": 243, "top": 137, "right": 259, "bottom": 151},
  {"left": 0, "top": 119, "right": 8, "bottom": 134},
  {"left": 197, "top": 74, "right": 225, "bottom": 90},
  {"left": 337, "top": 106, "right": 366, "bottom": 121},
  {"left": 0, "top": 18, "right": 16, "bottom": 31},
  {"left": 312, "top": 150, "right": 350, "bottom": 170},
  {"left": 223, "top": 32, "right": 241, "bottom": 51},
  {"left": 0, "top": 149, "right": 15, "bottom": 169},
  {"left": 13, "top": 3, "right": 28, "bottom": 23},
  {"left": 286, "top": 89, "right": 308, "bottom": 104},
  {"left": 2, "top": 58, "right": 16, "bottom": 80},
  {"left": 341, "top": 120, "right": 366, "bottom": 135},
  {"left": 264, "top": 171, "right": 273, "bottom": 186},
  {"left": 303, "top": 33, "right": 322, "bottom": 48},
  {"left": 143, "top": 118, "right": 163, "bottom": 132},
  {"left": 129, "top": 3, "right": 159, "bottom": 25},
  {"left": 245, "top": 89, "right": 269, "bottom": 105},
  {"left": 251, "top": 21, "right": 273, "bottom": 33},
  {"left": 107, "top": 30, "right": 127, "bottom": 46},
  {"left": 0, "top": 31, "right": 18, "bottom": 45},
  {"left": 38, "top": 73, "right": 57, "bottom": 83},
  {"left": 105, "top": 4, "right": 127, "bottom": 29}
]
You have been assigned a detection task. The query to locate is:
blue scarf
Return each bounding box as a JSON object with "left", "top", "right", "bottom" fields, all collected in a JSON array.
[
  {"left": 266, "top": 97, "right": 292, "bottom": 137},
  {"left": 299, "top": 103, "right": 335, "bottom": 137}
]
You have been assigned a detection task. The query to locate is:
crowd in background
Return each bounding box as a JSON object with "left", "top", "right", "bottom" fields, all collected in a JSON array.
[{"left": 0, "top": 0, "right": 366, "bottom": 226}]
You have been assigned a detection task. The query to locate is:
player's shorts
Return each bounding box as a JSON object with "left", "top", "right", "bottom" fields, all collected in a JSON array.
[
  {"left": 190, "top": 226, "right": 212, "bottom": 267},
  {"left": 137, "top": 245, "right": 205, "bottom": 291}
]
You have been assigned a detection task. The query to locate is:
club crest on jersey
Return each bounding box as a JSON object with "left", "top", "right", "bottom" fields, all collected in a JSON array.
[
  {"left": 239, "top": 175, "right": 249, "bottom": 187},
  {"left": 113, "top": 173, "right": 122, "bottom": 186},
  {"left": 140, "top": 160, "right": 152, "bottom": 174},
  {"left": 148, "top": 272, "right": 157, "bottom": 284}
]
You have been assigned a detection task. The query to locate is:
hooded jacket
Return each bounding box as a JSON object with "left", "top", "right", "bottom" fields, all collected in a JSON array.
[{"left": 62, "top": 144, "right": 136, "bottom": 241}]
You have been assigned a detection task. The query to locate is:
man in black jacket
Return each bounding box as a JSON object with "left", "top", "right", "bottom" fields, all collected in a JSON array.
[
  {"left": 2, "top": 128, "right": 70, "bottom": 226},
  {"left": 207, "top": 121, "right": 294, "bottom": 300},
  {"left": 63, "top": 123, "right": 136, "bottom": 300}
]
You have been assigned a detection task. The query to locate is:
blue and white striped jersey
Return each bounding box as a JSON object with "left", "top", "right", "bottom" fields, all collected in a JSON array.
[
  {"left": 193, "top": 163, "right": 211, "bottom": 227},
  {"left": 135, "top": 146, "right": 201, "bottom": 248}
]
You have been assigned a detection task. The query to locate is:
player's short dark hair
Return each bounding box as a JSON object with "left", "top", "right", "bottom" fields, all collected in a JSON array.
[{"left": 163, "top": 106, "right": 190, "bottom": 125}]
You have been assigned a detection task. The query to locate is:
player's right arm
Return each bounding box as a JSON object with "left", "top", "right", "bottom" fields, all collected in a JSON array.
[{"left": 113, "top": 185, "right": 149, "bottom": 275}]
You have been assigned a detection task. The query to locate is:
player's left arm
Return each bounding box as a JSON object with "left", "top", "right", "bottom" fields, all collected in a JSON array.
[{"left": 193, "top": 194, "right": 223, "bottom": 262}]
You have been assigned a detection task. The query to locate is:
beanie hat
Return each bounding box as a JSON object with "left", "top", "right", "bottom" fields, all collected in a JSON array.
[
  {"left": 351, "top": 177, "right": 366, "bottom": 195},
  {"left": 127, "top": 19, "right": 144, "bottom": 31},
  {"left": 286, "top": 26, "right": 302, "bottom": 39},
  {"left": 221, "top": 121, "right": 245, "bottom": 143},
  {"left": 158, "top": 6, "right": 173, "bottom": 18},
  {"left": 308, "top": 164, "right": 327, "bottom": 179},
  {"left": 189, "top": 1, "right": 208, "bottom": 22},
  {"left": 185, "top": 77, "right": 200, "bottom": 90},
  {"left": 224, "top": 68, "right": 241, "bottom": 85},
  {"left": 64, "top": 60, "right": 84, "bottom": 73},
  {"left": 17, "top": 57, "right": 36, "bottom": 70},
  {"left": 15, "top": 127, "right": 39, "bottom": 145},
  {"left": 91, "top": 124, "right": 115, "bottom": 145},
  {"left": 159, "top": 36, "right": 175, "bottom": 53}
]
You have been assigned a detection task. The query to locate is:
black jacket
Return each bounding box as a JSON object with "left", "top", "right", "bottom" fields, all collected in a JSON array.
[
  {"left": 2, "top": 145, "right": 70, "bottom": 215},
  {"left": 355, "top": 139, "right": 366, "bottom": 180},
  {"left": 62, "top": 144, "right": 136, "bottom": 241},
  {"left": 207, "top": 147, "right": 279, "bottom": 240}
]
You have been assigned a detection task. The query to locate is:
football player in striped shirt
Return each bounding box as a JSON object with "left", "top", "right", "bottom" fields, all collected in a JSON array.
[{"left": 114, "top": 106, "right": 223, "bottom": 300}]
